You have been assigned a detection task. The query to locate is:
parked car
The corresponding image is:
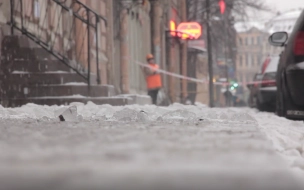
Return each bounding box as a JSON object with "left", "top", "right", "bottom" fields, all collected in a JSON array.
[
  {"left": 256, "top": 56, "right": 279, "bottom": 111},
  {"left": 269, "top": 10, "right": 304, "bottom": 120},
  {"left": 247, "top": 56, "right": 279, "bottom": 111},
  {"left": 247, "top": 73, "right": 263, "bottom": 108}
]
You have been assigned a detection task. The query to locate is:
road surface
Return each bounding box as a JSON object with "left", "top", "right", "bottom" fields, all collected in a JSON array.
[{"left": 0, "top": 103, "right": 303, "bottom": 190}]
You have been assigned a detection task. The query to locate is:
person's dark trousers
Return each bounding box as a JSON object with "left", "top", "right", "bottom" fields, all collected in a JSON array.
[{"left": 148, "top": 89, "right": 159, "bottom": 105}]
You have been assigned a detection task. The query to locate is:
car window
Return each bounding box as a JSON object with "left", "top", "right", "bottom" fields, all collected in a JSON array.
[
  {"left": 256, "top": 74, "right": 263, "bottom": 81},
  {"left": 265, "top": 56, "right": 279, "bottom": 73},
  {"left": 253, "top": 74, "right": 262, "bottom": 81}
]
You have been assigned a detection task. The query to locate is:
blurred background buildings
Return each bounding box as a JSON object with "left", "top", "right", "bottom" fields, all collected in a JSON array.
[{"left": 0, "top": 0, "right": 302, "bottom": 107}]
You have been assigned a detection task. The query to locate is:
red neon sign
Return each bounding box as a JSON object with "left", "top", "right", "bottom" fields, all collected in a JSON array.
[
  {"left": 170, "top": 21, "right": 202, "bottom": 40},
  {"left": 177, "top": 22, "right": 202, "bottom": 40},
  {"left": 170, "top": 20, "right": 176, "bottom": 36}
]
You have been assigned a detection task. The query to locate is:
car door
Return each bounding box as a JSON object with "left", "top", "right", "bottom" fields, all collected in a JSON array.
[{"left": 277, "top": 11, "right": 304, "bottom": 109}]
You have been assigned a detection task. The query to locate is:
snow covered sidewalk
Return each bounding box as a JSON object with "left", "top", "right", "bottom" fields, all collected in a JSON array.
[
  {"left": 253, "top": 110, "right": 304, "bottom": 175},
  {"left": 0, "top": 103, "right": 303, "bottom": 190}
]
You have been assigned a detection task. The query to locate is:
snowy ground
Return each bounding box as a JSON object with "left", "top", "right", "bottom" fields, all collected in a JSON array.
[
  {"left": 0, "top": 103, "right": 303, "bottom": 190},
  {"left": 253, "top": 110, "right": 304, "bottom": 175}
]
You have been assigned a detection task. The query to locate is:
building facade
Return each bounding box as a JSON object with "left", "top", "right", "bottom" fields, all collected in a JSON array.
[
  {"left": 0, "top": 0, "right": 193, "bottom": 106},
  {"left": 0, "top": 0, "right": 109, "bottom": 83},
  {"left": 234, "top": 9, "right": 303, "bottom": 102},
  {"left": 235, "top": 23, "right": 269, "bottom": 100},
  {"left": 110, "top": 0, "right": 187, "bottom": 104},
  {"left": 266, "top": 9, "right": 302, "bottom": 56}
]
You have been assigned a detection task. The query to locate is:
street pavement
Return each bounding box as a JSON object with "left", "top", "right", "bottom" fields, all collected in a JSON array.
[{"left": 0, "top": 105, "right": 303, "bottom": 190}]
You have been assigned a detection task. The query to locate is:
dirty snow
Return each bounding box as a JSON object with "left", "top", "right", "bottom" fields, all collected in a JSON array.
[
  {"left": 0, "top": 103, "right": 303, "bottom": 190},
  {"left": 252, "top": 110, "right": 304, "bottom": 175}
]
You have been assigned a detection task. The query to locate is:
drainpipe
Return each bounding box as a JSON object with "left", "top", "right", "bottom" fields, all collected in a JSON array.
[
  {"left": 120, "top": 4, "right": 129, "bottom": 94},
  {"left": 181, "top": 0, "right": 187, "bottom": 102},
  {"left": 151, "top": 0, "right": 162, "bottom": 66},
  {"left": 206, "top": 0, "right": 214, "bottom": 107},
  {"left": 106, "top": 0, "right": 115, "bottom": 86},
  {"left": 167, "top": 0, "right": 175, "bottom": 103}
]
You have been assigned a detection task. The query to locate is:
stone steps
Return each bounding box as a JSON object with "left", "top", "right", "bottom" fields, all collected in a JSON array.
[
  {"left": 9, "top": 60, "right": 71, "bottom": 73},
  {"left": 1, "top": 84, "right": 115, "bottom": 99},
  {"left": 1, "top": 73, "right": 87, "bottom": 85},
  {"left": 9, "top": 47, "right": 57, "bottom": 61},
  {"left": 7, "top": 94, "right": 151, "bottom": 107},
  {"left": 8, "top": 96, "right": 133, "bottom": 107},
  {"left": 1, "top": 35, "right": 152, "bottom": 107},
  {"left": 27, "top": 85, "right": 116, "bottom": 97}
]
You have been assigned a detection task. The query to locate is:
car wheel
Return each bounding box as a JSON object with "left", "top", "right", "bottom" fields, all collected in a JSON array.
[
  {"left": 276, "top": 89, "right": 285, "bottom": 117},
  {"left": 257, "top": 98, "right": 267, "bottom": 112},
  {"left": 276, "top": 71, "right": 288, "bottom": 117},
  {"left": 252, "top": 96, "right": 257, "bottom": 108}
]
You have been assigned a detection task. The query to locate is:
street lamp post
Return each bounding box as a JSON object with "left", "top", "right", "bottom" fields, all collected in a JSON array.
[
  {"left": 219, "top": 0, "right": 230, "bottom": 107},
  {"left": 206, "top": 0, "right": 214, "bottom": 108},
  {"left": 223, "top": 16, "right": 230, "bottom": 106}
]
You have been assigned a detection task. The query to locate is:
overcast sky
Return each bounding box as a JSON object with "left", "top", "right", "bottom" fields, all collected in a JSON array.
[
  {"left": 248, "top": 0, "right": 303, "bottom": 21},
  {"left": 265, "top": 0, "right": 303, "bottom": 12}
]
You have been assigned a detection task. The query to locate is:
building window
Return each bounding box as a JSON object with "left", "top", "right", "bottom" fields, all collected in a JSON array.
[
  {"left": 258, "top": 55, "right": 262, "bottom": 66},
  {"left": 257, "top": 36, "right": 261, "bottom": 45},
  {"left": 239, "top": 38, "right": 243, "bottom": 45},
  {"left": 247, "top": 54, "right": 252, "bottom": 66},
  {"left": 239, "top": 55, "right": 243, "bottom": 66},
  {"left": 252, "top": 55, "right": 255, "bottom": 66},
  {"left": 247, "top": 37, "right": 250, "bottom": 45},
  {"left": 33, "top": 0, "right": 40, "bottom": 19}
]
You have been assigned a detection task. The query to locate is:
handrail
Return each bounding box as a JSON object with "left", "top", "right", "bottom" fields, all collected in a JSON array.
[{"left": 9, "top": 0, "right": 107, "bottom": 86}]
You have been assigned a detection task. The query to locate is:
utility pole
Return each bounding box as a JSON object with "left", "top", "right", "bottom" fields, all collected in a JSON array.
[
  {"left": 206, "top": 0, "right": 214, "bottom": 107},
  {"left": 151, "top": 0, "right": 162, "bottom": 66},
  {"left": 167, "top": 0, "right": 176, "bottom": 103},
  {"left": 181, "top": 0, "right": 188, "bottom": 102},
  {"left": 223, "top": 14, "right": 230, "bottom": 107},
  {"left": 164, "top": 1, "right": 173, "bottom": 103},
  {"left": 219, "top": 0, "right": 230, "bottom": 107},
  {"left": 107, "top": 0, "right": 115, "bottom": 86},
  {"left": 120, "top": 3, "right": 129, "bottom": 93}
]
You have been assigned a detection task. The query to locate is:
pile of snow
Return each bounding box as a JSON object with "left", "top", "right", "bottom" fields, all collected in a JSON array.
[
  {"left": 0, "top": 103, "right": 304, "bottom": 189},
  {"left": 250, "top": 110, "right": 304, "bottom": 175},
  {"left": 0, "top": 102, "right": 303, "bottom": 175},
  {"left": 0, "top": 103, "right": 257, "bottom": 125}
]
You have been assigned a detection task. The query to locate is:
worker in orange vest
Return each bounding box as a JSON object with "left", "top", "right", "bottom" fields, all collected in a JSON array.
[{"left": 143, "top": 54, "right": 162, "bottom": 105}]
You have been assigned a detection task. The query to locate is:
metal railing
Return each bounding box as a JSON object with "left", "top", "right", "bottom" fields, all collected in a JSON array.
[{"left": 9, "top": 0, "right": 107, "bottom": 86}]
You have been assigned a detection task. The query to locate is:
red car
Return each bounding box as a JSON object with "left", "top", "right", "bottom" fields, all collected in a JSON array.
[{"left": 247, "top": 56, "right": 279, "bottom": 111}]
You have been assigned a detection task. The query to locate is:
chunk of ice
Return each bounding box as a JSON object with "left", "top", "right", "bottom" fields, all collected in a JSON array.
[
  {"left": 54, "top": 106, "right": 79, "bottom": 122},
  {"left": 161, "top": 110, "right": 196, "bottom": 122},
  {"left": 111, "top": 108, "right": 149, "bottom": 122}
]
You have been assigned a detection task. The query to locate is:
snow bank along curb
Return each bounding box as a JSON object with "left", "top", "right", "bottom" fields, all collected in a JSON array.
[
  {"left": 0, "top": 103, "right": 303, "bottom": 190},
  {"left": 253, "top": 110, "right": 304, "bottom": 175}
]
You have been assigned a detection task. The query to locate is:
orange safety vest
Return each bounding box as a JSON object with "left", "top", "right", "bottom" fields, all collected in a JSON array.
[{"left": 146, "top": 64, "right": 162, "bottom": 90}]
